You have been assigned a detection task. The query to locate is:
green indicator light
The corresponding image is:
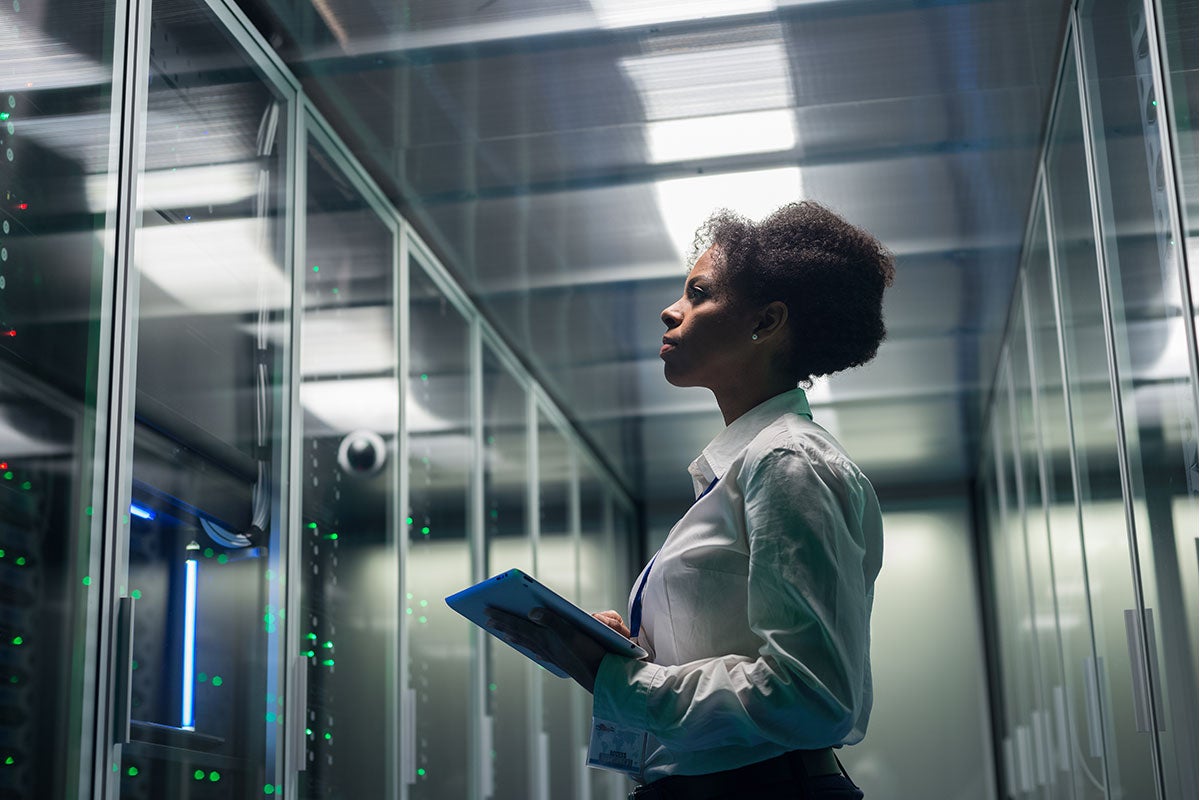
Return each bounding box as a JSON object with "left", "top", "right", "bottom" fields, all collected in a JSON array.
[
  {"left": 20, "top": 481, "right": 30, "bottom": 490},
  {"left": 15, "top": 557, "right": 25, "bottom": 566},
  {"left": 85, "top": 506, "right": 93, "bottom": 515},
  {"left": 131, "top": 589, "right": 142, "bottom": 599},
  {"left": 194, "top": 770, "right": 205, "bottom": 780},
  {"left": 197, "top": 672, "right": 207, "bottom": 682},
  {"left": 217, "top": 554, "right": 228, "bottom": 564},
  {"left": 406, "top": 517, "right": 414, "bottom": 526},
  {"left": 305, "top": 728, "right": 313, "bottom": 736},
  {"left": 406, "top": 592, "right": 413, "bottom": 600},
  {"left": 5, "top": 757, "right": 14, "bottom": 765},
  {"left": 417, "top": 768, "right": 426, "bottom": 776},
  {"left": 264, "top": 785, "right": 275, "bottom": 796},
  {"left": 82, "top": 576, "right": 91, "bottom": 586},
  {"left": 211, "top": 676, "right": 223, "bottom": 687},
  {"left": 11, "top": 636, "right": 22, "bottom": 645},
  {"left": 307, "top": 632, "right": 317, "bottom": 640},
  {"left": 209, "top": 771, "right": 220, "bottom": 782},
  {"left": 421, "top": 526, "right": 430, "bottom": 535},
  {"left": 418, "top": 616, "right": 427, "bottom": 624},
  {"left": 323, "top": 641, "right": 333, "bottom": 649},
  {"left": 406, "top": 608, "right": 412, "bottom": 615},
  {"left": 0, "top": 550, "right": 5, "bottom": 557},
  {"left": 312, "top": 265, "right": 320, "bottom": 272},
  {"left": 131, "top": 660, "right": 138, "bottom": 670},
  {"left": 488, "top": 683, "right": 497, "bottom": 692},
  {"left": 327, "top": 533, "right": 338, "bottom": 540},
  {"left": 3, "top": 471, "right": 11, "bottom": 480},
  {"left": 331, "top": 287, "right": 339, "bottom": 294},
  {"left": 203, "top": 548, "right": 214, "bottom": 558},
  {"left": 324, "top": 732, "right": 332, "bottom": 740},
  {"left": 0, "top": 112, "right": 8, "bottom": 120},
  {"left": 304, "top": 649, "right": 315, "bottom": 657},
  {"left": 265, "top": 712, "right": 276, "bottom": 723},
  {"left": 1152, "top": 100, "right": 1159, "bottom": 107},
  {"left": 308, "top": 522, "right": 317, "bottom": 529},
  {"left": 322, "top": 659, "right": 335, "bottom": 667},
  {"left": 8, "top": 676, "right": 17, "bottom": 684},
  {"left": 419, "top": 599, "right": 428, "bottom": 607},
  {"left": 420, "top": 373, "right": 428, "bottom": 382},
  {"left": 127, "top": 766, "right": 139, "bottom": 777}
]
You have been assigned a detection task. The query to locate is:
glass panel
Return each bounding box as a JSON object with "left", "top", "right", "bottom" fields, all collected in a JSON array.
[
  {"left": 0, "top": 0, "right": 117, "bottom": 796},
  {"left": 406, "top": 259, "right": 473, "bottom": 798},
  {"left": 1027, "top": 188, "right": 1109, "bottom": 800},
  {"left": 119, "top": 0, "right": 291, "bottom": 794},
  {"left": 578, "top": 458, "right": 610, "bottom": 799},
  {"left": 993, "top": 353, "right": 1045, "bottom": 798},
  {"left": 1080, "top": 2, "right": 1199, "bottom": 795},
  {"left": 481, "top": 345, "right": 532, "bottom": 798},
  {"left": 1009, "top": 289, "right": 1070, "bottom": 797},
  {"left": 1047, "top": 40, "right": 1158, "bottom": 798},
  {"left": 297, "top": 134, "right": 397, "bottom": 797},
  {"left": 1157, "top": 0, "right": 1198, "bottom": 317},
  {"left": 536, "top": 413, "right": 578, "bottom": 800}
]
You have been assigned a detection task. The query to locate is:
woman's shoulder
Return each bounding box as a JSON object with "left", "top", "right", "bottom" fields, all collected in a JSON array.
[{"left": 738, "top": 411, "right": 864, "bottom": 483}]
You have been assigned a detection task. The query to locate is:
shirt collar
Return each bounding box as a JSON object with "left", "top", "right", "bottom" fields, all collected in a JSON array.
[{"left": 688, "top": 387, "right": 813, "bottom": 495}]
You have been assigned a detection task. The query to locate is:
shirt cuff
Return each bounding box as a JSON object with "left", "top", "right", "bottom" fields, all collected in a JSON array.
[{"left": 592, "top": 653, "right": 663, "bottom": 730}]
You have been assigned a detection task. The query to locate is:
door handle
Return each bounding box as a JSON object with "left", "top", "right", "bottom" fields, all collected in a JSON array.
[{"left": 114, "top": 596, "right": 136, "bottom": 744}]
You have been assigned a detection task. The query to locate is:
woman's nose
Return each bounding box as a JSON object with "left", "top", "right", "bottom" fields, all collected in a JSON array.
[{"left": 661, "top": 301, "right": 682, "bottom": 328}]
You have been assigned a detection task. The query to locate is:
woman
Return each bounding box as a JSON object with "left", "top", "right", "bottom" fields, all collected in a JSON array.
[{"left": 490, "top": 201, "right": 893, "bottom": 799}]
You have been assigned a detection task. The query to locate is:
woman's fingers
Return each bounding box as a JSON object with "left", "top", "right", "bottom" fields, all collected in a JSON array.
[{"left": 592, "top": 610, "right": 630, "bottom": 638}]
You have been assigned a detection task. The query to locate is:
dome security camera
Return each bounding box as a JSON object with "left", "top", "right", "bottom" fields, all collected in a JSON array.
[{"left": 337, "top": 430, "right": 387, "bottom": 478}]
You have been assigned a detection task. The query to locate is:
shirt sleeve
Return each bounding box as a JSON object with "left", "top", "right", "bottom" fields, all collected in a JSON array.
[{"left": 592, "top": 442, "right": 873, "bottom": 752}]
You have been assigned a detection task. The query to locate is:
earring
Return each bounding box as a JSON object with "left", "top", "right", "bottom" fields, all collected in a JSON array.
[{"left": 751, "top": 334, "right": 758, "bottom": 341}]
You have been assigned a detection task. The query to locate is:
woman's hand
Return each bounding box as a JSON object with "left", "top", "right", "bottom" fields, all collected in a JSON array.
[
  {"left": 591, "top": 610, "right": 630, "bottom": 638},
  {"left": 485, "top": 607, "right": 608, "bottom": 693}
]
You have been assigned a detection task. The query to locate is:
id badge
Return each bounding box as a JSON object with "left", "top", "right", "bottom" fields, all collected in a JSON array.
[{"left": 586, "top": 717, "right": 647, "bottom": 775}]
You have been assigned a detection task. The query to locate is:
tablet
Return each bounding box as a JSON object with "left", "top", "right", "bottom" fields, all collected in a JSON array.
[{"left": 445, "top": 568, "right": 648, "bottom": 678}]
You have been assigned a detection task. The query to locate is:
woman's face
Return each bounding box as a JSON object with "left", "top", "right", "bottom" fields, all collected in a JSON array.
[{"left": 659, "top": 247, "right": 756, "bottom": 389}]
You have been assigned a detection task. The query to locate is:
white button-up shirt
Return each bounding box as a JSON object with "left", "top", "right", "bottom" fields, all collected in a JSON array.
[{"left": 592, "top": 388, "right": 883, "bottom": 783}]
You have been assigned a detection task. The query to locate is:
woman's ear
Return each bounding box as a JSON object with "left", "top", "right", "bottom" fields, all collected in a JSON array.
[{"left": 752, "top": 301, "right": 789, "bottom": 341}]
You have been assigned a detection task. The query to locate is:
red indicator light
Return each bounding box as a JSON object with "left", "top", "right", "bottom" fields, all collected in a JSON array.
[
  {"left": 16, "top": 204, "right": 28, "bottom": 210},
  {"left": 0, "top": 463, "right": 6, "bottom": 470},
  {"left": 4, "top": 330, "right": 14, "bottom": 337}
]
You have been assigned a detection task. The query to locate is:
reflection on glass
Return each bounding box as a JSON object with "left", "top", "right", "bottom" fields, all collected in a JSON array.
[
  {"left": 579, "top": 460, "right": 615, "bottom": 799},
  {"left": 0, "top": 0, "right": 116, "bottom": 796},
  {"left": 119, "top": 0, "right": 291, "bottom": 795},
  {"left": 482, "top": 346, "right": 533, "bottom": 798},
  {"left": 297, "top": 133, "right": 397, "bottom": 798},
  {"left": 1047, "top": 42, "right": 1158, "bottom": 797},
  {"left": 537, "top": 413, "right": 580, "bottom": 800},
  {"left": 407, "top": 259, "right": 473, "bottom": 798},
  {"left": 1080, "top": 2, "right": 1199, "bottom": 793}
]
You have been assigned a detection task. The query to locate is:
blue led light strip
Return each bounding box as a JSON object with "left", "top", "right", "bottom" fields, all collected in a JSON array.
[
  {"left": 130, "top": 503, "right": 156, "bottom": 520},
  {"left": 182, "top": 558, "right": 198, "bottom": 729}
]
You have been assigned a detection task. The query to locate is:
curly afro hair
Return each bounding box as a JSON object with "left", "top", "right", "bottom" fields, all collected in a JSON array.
[{"left": 692, "top": 201, "right": 895, "bottom": 384}]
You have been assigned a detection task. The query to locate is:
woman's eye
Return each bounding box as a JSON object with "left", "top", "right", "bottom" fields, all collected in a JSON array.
[{"left": 687, "top": 285, "right": 706, "bottom": 300}]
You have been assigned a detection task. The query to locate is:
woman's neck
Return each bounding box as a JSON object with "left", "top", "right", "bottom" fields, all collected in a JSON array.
[{"left": 713, "top": 376, "right": 798, "bottom": 426}]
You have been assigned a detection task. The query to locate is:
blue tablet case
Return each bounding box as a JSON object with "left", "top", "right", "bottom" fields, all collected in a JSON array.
[{"left": 445, "top": 568, "right": 648, "bottom": 678}]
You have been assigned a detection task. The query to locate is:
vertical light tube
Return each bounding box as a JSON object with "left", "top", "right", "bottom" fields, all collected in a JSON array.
[{"left": 182, "top": 557, "right": 198, "bottom": 729}]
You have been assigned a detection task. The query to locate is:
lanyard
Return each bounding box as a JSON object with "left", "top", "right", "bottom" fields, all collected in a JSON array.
[{"left": 629, "top": 475, "right": 719, "bottom": 638}]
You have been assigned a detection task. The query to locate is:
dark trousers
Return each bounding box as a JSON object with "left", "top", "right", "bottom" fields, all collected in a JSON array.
[{"left": 629, "top": 749, "right": 864, "bottom": 800}]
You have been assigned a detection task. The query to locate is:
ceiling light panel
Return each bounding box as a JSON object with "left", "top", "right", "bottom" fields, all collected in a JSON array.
[
  {"left": 645, "top": 108, "right": 796, "bottom": 163},
  {"left": 590, "top": 0, "right": 774, "bottom": 30},
  {"left": 620, "top": 38, "right": 793, "bottom": 120}
]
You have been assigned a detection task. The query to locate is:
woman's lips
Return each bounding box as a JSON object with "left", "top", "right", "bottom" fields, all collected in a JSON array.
[{"left": 660, "top": 338, "right": 677, "bottom": 357}]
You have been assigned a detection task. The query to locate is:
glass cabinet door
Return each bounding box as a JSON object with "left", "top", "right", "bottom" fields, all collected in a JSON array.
[
  {"left": 536, "top": 412, "right": 579, "bottom": 800},
  {"left": 296, "top": 126, "right": 398, "bottom": 798},
  {"left": 1079, "top": 2, "right": 1199, "bottom": 795},
  {"left": 481, "top": 344, "right": 533, "bottom": 800},
  {"left": 406, "top": 257, "right": 473, "bottom": 799},
  {"left": 0, "top": 0, "right": 119, "bottom": 797},
  {"left": 116, "top": 0, "right": 294, "bottom": 796},
  {"left": 1047, "top": 38, "right": 1158, "bottom": 799}
]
